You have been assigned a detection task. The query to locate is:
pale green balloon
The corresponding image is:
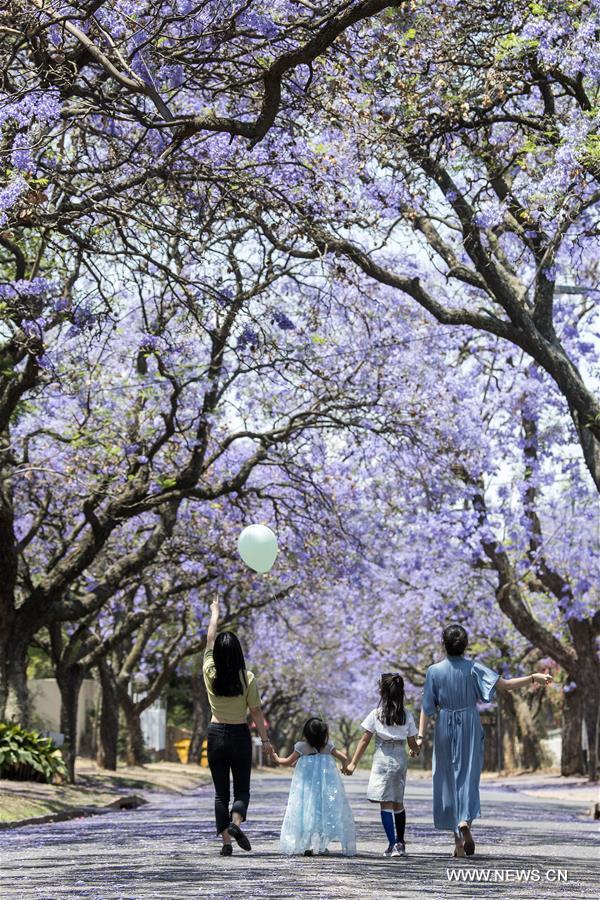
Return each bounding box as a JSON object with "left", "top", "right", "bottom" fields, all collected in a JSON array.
[{"left": 237, "top": 524, "right": 278, "bottom": 573}]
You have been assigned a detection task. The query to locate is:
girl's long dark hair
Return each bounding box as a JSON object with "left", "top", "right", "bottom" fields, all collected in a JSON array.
[
  {"left": 379, "top": 673, "right": 406, "bottom": 726},
  {"left": 212, "top": 632, "right": 247, "bottom": 697}
]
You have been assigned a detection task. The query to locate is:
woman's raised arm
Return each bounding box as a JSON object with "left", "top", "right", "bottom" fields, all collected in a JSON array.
[{"left": 206, "top": 598, "right": 220, "bottom": 650}]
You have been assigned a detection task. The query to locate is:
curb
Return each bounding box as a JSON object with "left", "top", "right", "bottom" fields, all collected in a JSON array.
[{"left": 0, "top": 793, "right": 147, "bottom": 830}]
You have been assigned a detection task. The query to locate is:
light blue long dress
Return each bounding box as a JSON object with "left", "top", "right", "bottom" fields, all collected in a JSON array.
[
  {"left": 279, "top": 740, "right": 356, "bottom": 856},
  {"left": 422, "top": 657, "right": 499, "bottom": 832}
]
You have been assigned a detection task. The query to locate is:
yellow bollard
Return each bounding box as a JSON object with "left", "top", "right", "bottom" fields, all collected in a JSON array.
[
  {"left": 174, "top": 738, "right": 191, "bottom": 764},
  {"left": 173, "top": 737, "right": 209, "bottom": 766}
]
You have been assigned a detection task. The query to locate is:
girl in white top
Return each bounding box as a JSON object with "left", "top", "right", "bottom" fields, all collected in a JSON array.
[{"left": 345, "top": 673, "right": 420, "bottom": 857}]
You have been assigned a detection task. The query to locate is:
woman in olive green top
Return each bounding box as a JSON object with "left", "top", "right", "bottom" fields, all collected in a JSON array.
[{"left": 203, "top": 599, "right": 272, "bottom": 856}]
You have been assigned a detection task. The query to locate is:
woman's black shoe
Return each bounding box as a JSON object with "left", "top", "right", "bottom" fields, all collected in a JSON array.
[
  {"left": 303, "top": 850, "right": 314, "bottom": 857},
  {"left": 219, "top": 844, "right": 233, "bottom": 856},
  {"left": 227, "top": 823, "right": 252, "bottom": 851}
]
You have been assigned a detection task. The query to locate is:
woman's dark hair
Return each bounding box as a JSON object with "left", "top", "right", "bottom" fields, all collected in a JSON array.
[
  {"left": 302, "top": 717, "right": 329, "bottom": 751},
  {"left": 443, "top": 623, "right": 468, "bottom": 657},
  {"left": 212, "top": 632, "right": 247, "bottom": 697},
  {"left": 379, "top": 673, "right": 406, "bottom": 726}
]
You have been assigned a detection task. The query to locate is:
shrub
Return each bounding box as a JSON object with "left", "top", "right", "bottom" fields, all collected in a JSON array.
[{"left": 0, "top": 723, "right": 67, "bottom": 783}]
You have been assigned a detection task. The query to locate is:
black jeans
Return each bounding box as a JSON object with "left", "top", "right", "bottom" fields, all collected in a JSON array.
[{"left": 207, "top": 723, "right": 252, "bottom": 835}]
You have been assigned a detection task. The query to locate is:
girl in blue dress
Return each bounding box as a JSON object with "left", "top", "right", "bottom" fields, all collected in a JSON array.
[
  {"left": 274, "top": 717, "right": 357, "bottom": 856},
  {"left": 418, "top": 624, "right": 553, "bottom": 858}
]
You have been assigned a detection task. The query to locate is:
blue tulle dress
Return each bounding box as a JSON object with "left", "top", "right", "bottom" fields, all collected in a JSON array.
[{"left": 279, "top": 740, "right": 357, "bottom": 856}]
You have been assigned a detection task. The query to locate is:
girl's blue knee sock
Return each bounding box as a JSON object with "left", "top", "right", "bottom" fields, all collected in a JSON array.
[
  {"left": 380, "top": 810, "right": 395, "bottom": 845},
  {"left": 395, "top": 810, "right": 406, "bottom": 843}
]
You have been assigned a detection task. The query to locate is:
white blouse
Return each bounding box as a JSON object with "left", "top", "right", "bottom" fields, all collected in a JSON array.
[{"left": 361, "top": 708, "right": 418, "bottom": 741}]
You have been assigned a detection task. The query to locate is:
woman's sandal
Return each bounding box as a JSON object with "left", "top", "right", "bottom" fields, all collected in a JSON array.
[
  {"left": 452, "top": 844, "right": 466, "bottom": 859},
  {"left": 460, "top": 825, "right": 475, "bottom": 856}
]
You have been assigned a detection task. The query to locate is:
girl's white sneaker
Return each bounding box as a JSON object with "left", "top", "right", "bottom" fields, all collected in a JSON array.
[
  {"left": 392, "top": 842, "right": 406, "bottom": 856},
  {"left": 383, "top": 844, "right": 395, "bottom": 857}
]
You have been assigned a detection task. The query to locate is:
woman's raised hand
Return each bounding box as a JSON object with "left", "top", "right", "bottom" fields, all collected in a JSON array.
[{"left": 533, "top": 672, "right": 553, "bottom": 686}]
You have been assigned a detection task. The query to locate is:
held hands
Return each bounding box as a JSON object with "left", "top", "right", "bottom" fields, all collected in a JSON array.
[
  {"left": 262, "top": 740, "right": 275, "bottom": 762},
  {"left": 342, "top": 762, "right": 356, "bottom": 776},
  {"left": 408, "top": 735, "right": 422, "bottom": 758}
]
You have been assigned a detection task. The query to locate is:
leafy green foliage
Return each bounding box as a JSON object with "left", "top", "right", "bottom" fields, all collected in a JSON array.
[{"left": 0, "top": 723, "right": 66, "bottom": 783}]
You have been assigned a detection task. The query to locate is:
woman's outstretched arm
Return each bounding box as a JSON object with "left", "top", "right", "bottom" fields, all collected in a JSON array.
[
  {"left": 206, "top": 598, "right": 219, "bottom": 650},
  {"left": 497, "top": 672, "right": 553, "bottom": 692}
]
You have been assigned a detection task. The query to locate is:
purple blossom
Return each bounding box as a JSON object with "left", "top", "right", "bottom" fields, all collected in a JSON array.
[
  {"left": 217, "top": 287, "right": 234, "bottom": 307},
  {"left": 272, "top": 310, "right": 296, "bottom": 330},
  {"left": 0, "top": 176, "right": 27, "bottom": 225},
  {"left": 22, "top": 317, "right": 46, "bottom": 338},
  {"left": 0, "top": 89, "right": 62, "bottom": 130},
  {"left": 0, "top": 277, "right": 57, "bottom": 300},
  {"left": 11, "top": 136, "right": 34, "bottom": 172},
  {"left": 237, "top": 324, "right": 258, "bottom": 349},
  {"left": 139, "top": 333, "right": 159, "bottom": 352}
]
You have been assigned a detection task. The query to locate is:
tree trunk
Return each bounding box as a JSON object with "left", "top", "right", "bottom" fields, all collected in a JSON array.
[
  {"left": 3, "top": 640, "right": 29, "bottom": 725},
  {"left": 561, "top": 687, "right": 585, "bottom": 776},
  {"left": 97, "top": 659, "right": 119, "bottom": 770},
  {"left": 0, "top": 430, "right": 22, "bottom": 723},
  {"left": 336, "top": 716, "right": 363, "bottom": 758},
  {"left": 117, "top": 684, "right": 145, "bottom": 766},
  {"left": 581, "top": 669, "right": 600, "bottom": 781},
  {"left": 188, "top": 671, "right": 210, "bottom": 765},
  {"left": 499, "top": 690, "right": 519, "bottom": 770},
  {"left": 57, "top": 666, "right": 84, "bottom": 784},
  {"left": 514, "top": 693, "right": 545, "bottom": 770}
]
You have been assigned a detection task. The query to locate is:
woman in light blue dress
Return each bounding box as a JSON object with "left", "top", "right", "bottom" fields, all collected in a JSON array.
[
  {"left": 274, "top": 717, "right": 356, "bottom": 856},
  {"left": 418, "top": 624, "right": 553, "bottom": 858}
]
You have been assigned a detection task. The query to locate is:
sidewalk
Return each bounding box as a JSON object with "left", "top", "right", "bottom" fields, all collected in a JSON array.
[
  {"left": 385, "top": 765, "right": 598, "bottom": 807},
  {"left": 479, "top": 772, "right": 598, "bottom": 808},
  {"left": 0, "top": 760, "right": 211, "bottom": 826}
]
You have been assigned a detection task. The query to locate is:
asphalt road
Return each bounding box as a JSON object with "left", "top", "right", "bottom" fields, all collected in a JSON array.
[{"left": 1, "top": 772, "right": 597, "bottom": 899}]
